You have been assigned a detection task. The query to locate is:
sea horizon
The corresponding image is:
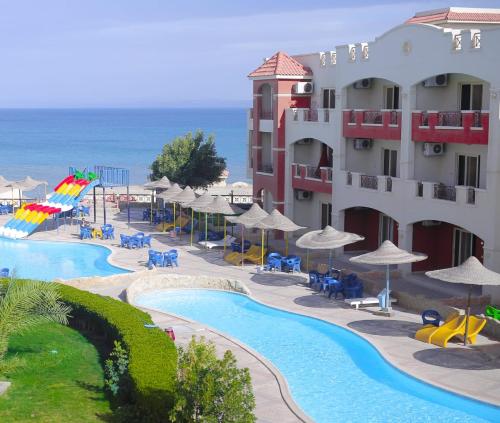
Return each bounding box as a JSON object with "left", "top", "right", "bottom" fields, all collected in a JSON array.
[{"left": 0, "top": 107, "right": 250, "bottom": 190}]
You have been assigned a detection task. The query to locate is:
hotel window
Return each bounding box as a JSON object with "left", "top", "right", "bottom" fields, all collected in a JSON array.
[
  {"left": 379, "top": 214, "right": 395, "bottom": 245},
  {"left": 453, "top": 228, "right": 474, "bottom": 266},
  {"left": 322, "top": 89, "right": 335, "bottom": 109},
  {"left": 456, "top": 155, "right": 480, "bottom": 187},
  {"left": 383, "top": 149, "right": 397, "bottom": 177},
  {"left": 460, "top": 84, "right": 483, "bottom": 110},
  {"left": 385, "top": 86, "right": 400, "bottom": 109},
  {"left": 321, "top": 203, "right": 332, "bottom": 228}
]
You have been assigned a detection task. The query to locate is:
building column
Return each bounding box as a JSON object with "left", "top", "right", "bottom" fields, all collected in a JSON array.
[
  {"left": 397, "top": 223, "right": 413, "bottom": 275},
  {"left": 283, "top": 143, "right": 294, "bottom": 221},
  {"left": 399, "top": 85, "right": 416, "bottom": 180}
]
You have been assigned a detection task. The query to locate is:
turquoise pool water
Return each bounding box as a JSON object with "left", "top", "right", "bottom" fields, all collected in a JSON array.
[
  {"left": 0, "top": 238, "right": 129, "bottom": 280},
  {"left": 136, "top": 289, "right": 500, "bottom": 423}
]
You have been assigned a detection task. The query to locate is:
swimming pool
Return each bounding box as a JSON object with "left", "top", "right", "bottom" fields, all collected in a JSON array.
[
  {"left": 136, "top": 289, "right": 500, "bottom": 423},
  {"left": 0, "top": 238, "right": 129, "bottom": 280}
]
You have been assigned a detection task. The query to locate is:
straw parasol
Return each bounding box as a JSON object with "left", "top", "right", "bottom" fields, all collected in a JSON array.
[
  {"left": 426, "top": 256, "right": 500, "bottom": 345},
  {"left": 296, "top": 225, "right": 365, "bottom": 271},
  {"left": 350, "top": 240, "right": 427, "bottom": 314},
  {"left": 156, "top": 183, "right": 183, "bottom": 231},
  {"left": 202, "top": 196, "right": 243, "bottom": 253},
  {"left": 226, "top": 203, "right": 269, "bottom": 265},
  {"left": 185, "top": 191, "right": 213, "bottom": 246},
  {"left": 254, "top": 209, "right": 305, "bottom": 266},
  {"left": 144, "top": 176, "right": 171, "bottom": 223},
  {"left": 170, "top": 186, "right": 196, "bottom": 239}
]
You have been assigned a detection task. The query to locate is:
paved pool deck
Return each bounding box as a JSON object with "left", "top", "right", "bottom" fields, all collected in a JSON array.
[{"left": 1, "top": 210, "right": 500, "bottom": 422}]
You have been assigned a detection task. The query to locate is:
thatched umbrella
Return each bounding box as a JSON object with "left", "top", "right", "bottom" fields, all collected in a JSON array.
[
  {"left": 144, "top": 176, "right": 171, "bottom": 223},
  {"left": 227, "top": 204, "right": 269, "bottom": 265},
  {"left": 296, "top": 225, "right": 364, "bottom": 271},
  {"left": 426, "top": 257, "right": 500, "bottom": 345},
  {"left": 350, "top": 241, "right": 427, "bottom": 314},
  {"left": 185, "top": 192, "right": 213, "bottom": 246},
  {"left": 202, "top": 196, "right": 243, "bottom": 253},
  {"left": 170, "top": 186, "right": 196, "bottom": 239},
  {"left": 254, "top": 209, "right": 305, "bottom": 267},
  {"left": 157, "top": 183, "right": 182, "bottom": 231}
]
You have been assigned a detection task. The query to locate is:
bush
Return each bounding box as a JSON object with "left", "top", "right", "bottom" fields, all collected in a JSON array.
[
  {"left": 57, "top": 283, "right": 177, "bottom": 421},
  {"left": 170, "top": 336, "right": 256, "bottom": 422},
  {"left": 104, "top": 340, "right": 129, "bottom": 397}
]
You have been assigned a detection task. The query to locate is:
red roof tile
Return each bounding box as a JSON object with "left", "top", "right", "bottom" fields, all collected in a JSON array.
[
  {"left": 248, "top": 51, "right": 312, "bottom": 79},
  {"left": 406, "top": 8, "right": 500, "bottom": 24}
]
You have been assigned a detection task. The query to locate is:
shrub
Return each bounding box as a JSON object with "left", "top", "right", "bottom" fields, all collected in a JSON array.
[
  {"left": 57, "top": 283, "right": 177, "bottom": 421},
  {"left": 170, "top": 336, "right": 256, "bottom": 422},
  {"left": 104, "top": 340, "right": 129, "bottom": 397}
]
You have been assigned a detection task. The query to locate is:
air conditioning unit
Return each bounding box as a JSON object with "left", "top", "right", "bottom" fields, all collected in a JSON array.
[
  {"left": 423, "top": 142, "right": 444, "bottom": 156},
  {"left": 421, "top": 220, "right": 442, "bottom": 227},
  {"left": 422, "top": 74, "right": 448, "bottom": 87},
  {"left": 295, "top": 190, "right": 313, "bottom": 201},
  {"left": 297, "top": 138, "right": 314, "bottom": 145},
  {"left": 293, "top": 82, "right": 314, "bottom": 94},
  {"left": 353, "top": 138, "right": 373, "bottom": 150},
  {"left": 353, "top": 78, "right": 372, "bottom": 89}
]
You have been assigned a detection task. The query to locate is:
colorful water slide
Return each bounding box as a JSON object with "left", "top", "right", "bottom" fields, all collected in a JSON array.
[{"left": 0, "top": 172, "right": 99, "bottom": 239}]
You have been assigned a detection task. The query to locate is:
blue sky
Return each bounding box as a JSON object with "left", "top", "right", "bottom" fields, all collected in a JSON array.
[{"left": 0, "top": 0, "right": 497, "bottom": 108}]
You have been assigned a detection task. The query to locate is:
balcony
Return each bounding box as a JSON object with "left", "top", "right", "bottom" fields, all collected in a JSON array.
[
  {"left": 343, "top": 109, "right": 401, "bottom": 140},
  {"left": 412, "top": 110, "right": 489, "bottom": 145},
  {"left": 291, "top": 108, "right": 332, "bottom": 123},
  {"left": 286, "top": 108, "right": 335, "bottom": 147},
  {"left": 256, "top": 162, "right": 273, "bottom": 175},
  {"left": 291, "top": 163, "right": 332, "bottom": 194}
]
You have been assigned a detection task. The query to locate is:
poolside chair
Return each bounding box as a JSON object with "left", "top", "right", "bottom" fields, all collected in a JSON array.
[
  {"left": 148, "top": 250, "right": 164, "bottom": 268},
  {"left": 0, "top": 268, "right": 9, "bottom": 277},
  {"left": 421, "top": 310, "right": 442, "bottom": 327},
  {"left": 101, "top": 224, "right": 115, "bottom": 240},
  {"left": 231, "top": 240, "right": 251, "bottom": 253},
  {"left": 266, "top": 253, "right": 282, "bottom": 272},
  {"left": 120, "top": 234, "right": 131, "bottom": 248},
  {"left": 128, "top": 236, "right": 142, "bottom": 249},
  {"left": 142, "top": 235, "right": 152, "bottom": 248},
  {"left": 240, "top": 245, "right": 267, "bottom": 265},
  {"left": 198, "top": 235, "right": 236, "bottom": 249},
  {"left": 80, "top": 226, "right": 92, "bottom": 240},
  {"left": 457, "top": 316, "right": 487, "bottom": 345},
  {"left": 157, "top": 216, "right": 189, "bottom": 233},
  {"left": 343, "top": 274, "right": 363, "bottom": 299},
  {"left": 324, "top": 277, "right": 344, "bottom": 299},
  {"left": 282, "top": 255, "right": 301, "bottom": 273},
  {"left": 415, "top": 314, "right": 465, "bottom": 346},
  {"left": 163, "top": 250, "right": 179, "bottom": 267},
  {"left": 485, "top": 305, "right": 500, "bottom": 320}
]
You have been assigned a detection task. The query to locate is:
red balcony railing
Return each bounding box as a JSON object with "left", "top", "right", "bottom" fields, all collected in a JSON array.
[
  {"left": 412, "top": 110, "right": 489, "bottom": 145},
  {"left": 343, "top": 109, "right": 401, "bottom": 140},
  {"left": 292, "top": 163, "right": 332, "bottom": 194}
]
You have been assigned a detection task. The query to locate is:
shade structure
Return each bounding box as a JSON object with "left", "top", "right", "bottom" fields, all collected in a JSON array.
[
  {"left": 254, "top": 209, "right": 305, "bottom": 266},
  {"left": 184, "top": 191, "right": 213, "bottom": 246},
  {"left": 350, "top": 240, "right": 427, "bottom": 314},
  {"left": 226, "top": 203, "right": 270, "bottom": 266},
  {"left": 296, "top": 225, "right": 364, "bottom": 270},
  {"left": 157, "top": 183, "right": 182, "bottom": 201},
  {"left": 144, "top": 176, "right": 171, "bottom": 190},
  {"left": 0, "top": 176, "right": 14, "bottom": 188},
  {"left": 205, "top": 196, "right": 243, "bottom": 216},
  {"left": 171, "top": 186, "right": 196, "bottom": 206},
  {"left": 425, "top": 256, "right": 500, "bottom": 345}
]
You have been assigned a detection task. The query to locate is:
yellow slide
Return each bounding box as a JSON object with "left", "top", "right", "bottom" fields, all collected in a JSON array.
[{"left": 415, "top": 313, "right": 464, "bottom": 345}]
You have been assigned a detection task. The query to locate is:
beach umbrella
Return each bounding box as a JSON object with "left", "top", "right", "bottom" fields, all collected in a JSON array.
[
  {"left": 254, "top": 209, "right": 305, "bottom": 267},
  {"left": 227, "top": 203, "right": 269, "bottom": 266},
  {"left": 203, "top": 196, "right": 243, "bottom": 253},
  {"left": 170, "top": 186, "right": 196, "bottom": 239},
  {"left": 186, "top": 192, "right": 214, "bottom": 246},
  {"left": 144, "top": 176, "right": 171, "bottom": 223},
  {"left": 7, "top": 177, "right": 48, "bottom": 211},
  {"left": 0, "top": 176, "right": 14, "bottom": 188},
  {"left": 350, "top": 241, "right": 427, "bottom": 314},
  {"left": 296, "top": 225, "right": 364, "bottom": 271},
  {"left": 157, "top": 183, "right": 183, "bottom": 232},
  {"left": 425, "top": 257, "right": 500, "bottom": 345}
]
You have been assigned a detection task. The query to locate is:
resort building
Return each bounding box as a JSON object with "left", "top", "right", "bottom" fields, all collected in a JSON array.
[{"left": 247, "top": 7, "right": 500, "bottom": 288}]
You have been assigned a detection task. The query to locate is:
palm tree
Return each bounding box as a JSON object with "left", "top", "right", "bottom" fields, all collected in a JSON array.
[{"left": 0, "top": 279, "right": 71, "bottom": 361}]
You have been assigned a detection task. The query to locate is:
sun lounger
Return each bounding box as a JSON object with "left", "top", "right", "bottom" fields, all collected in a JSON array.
[
  {"left": 415, "top": 314, "right": 465, "bottom": 346},
  {"left": 344, "top": 296, "right": 397, "bottom": 310},
  {"left": 456, "top": 316, "right": 487, "bottom": 345},
  {"left": 224, "top": 251, "right": 242, "bottom": 265},
  {"left": 198, "top": 235, "right": 236, "bottom": 249},
  {"left": 156, "top": 216, "right": 189, "bottom": 232}
]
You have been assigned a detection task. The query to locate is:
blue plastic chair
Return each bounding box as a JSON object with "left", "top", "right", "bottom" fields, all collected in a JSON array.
[
  {"left": 120, "top": 234, "right": 131, "bottom": 248},
  {"left": 142, "top": 235, "right": 152, "bottom": 248},
  {"left": 101, "top": 225, "right": 115, "bottom": 240},
  {"left": 0, "top": 268, "right": 9, "bottom": 277},
  {"left": 80, "top": 226, "right": 92, "bottom": 240},
  {"left": 323, "top": 277, "right": 344, "bottom": 298},
  {"left": 266, "top": 253, "right": 282, "bottom": 272},
  {"left": 81, "top": 206, "right": 90, "bottom": 216},
  {"left": 148, "top": 250, "right": 164, "bottom": 268},
  {"left": 283, "top": 256, "right": 301, "bottom": 273},
  {"left": 342, "top": 274, "right": 363, "bottom": 299},
  {"left": 128, "top": 236, "right": 141, "bottom": 249},
  {"left": 422, "top": 309, "right": 442, "bottom": 327},
  {"left": 231, "top": 240, "right": 251, "bottom": 253},
  {"left": 163, "top": 250, "right": 179, "bottom": 267}
]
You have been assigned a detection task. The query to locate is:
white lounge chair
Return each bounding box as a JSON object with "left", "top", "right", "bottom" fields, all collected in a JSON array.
[
  {"left": 345, "top": 296, "right": 397, "bottom": 310},
  {"left": 198, "top": 235, "right": 237, "bottom": 249}
]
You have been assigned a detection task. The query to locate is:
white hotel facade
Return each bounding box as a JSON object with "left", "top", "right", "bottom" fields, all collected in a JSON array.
[{"left": 246, "top": 8, "right": 500, "bottom": 297}]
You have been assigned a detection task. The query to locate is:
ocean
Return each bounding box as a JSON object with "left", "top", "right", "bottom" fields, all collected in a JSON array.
[{"left": 0, "top": 108, "right": 249, "bottom": 188}]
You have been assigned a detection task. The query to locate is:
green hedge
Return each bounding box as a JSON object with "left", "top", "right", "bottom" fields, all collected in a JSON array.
[{"left": 2, "top": 279, "right": 177, "bottom": 422}]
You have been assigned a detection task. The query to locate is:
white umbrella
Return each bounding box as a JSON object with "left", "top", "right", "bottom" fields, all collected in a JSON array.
[
  {"left": 227, "top": 203, "right": 269, "bottom": 265},
  {"left": 350, "top": 240, "right": 427, "bottom": 314},
  {"left": 296, "top": 225, "right": 364, "bottom": 271},
  {"left": 425, "top": 256, "right": 500, "bottom": 345}
]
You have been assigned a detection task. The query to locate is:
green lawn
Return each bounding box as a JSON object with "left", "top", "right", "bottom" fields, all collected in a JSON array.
[{"left": 0, "top": 323, "right": 112, "bottom": 422}]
